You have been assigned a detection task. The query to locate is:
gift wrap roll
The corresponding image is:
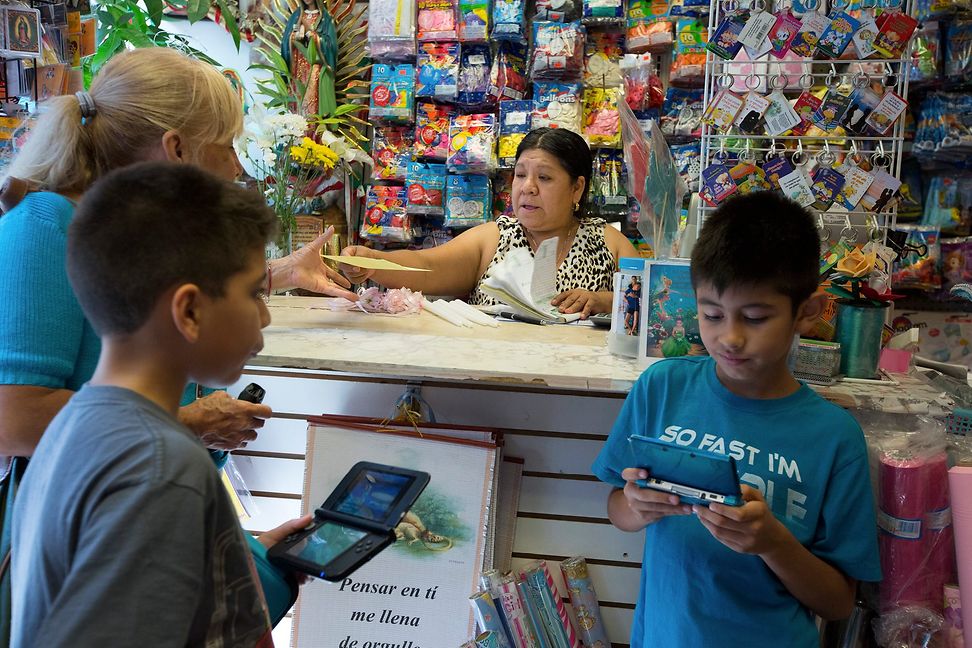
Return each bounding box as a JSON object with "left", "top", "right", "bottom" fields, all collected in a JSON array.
[
  {"left": 518, "top": 579, "right": 552, "bottom": 648},
  {"left": 948, "top": 466, "right": 972, "bottom": 645},
  {"left": 522, "top": 562, "right": 570, "bottom": 648},
  {"left": 476, "top": 631, "right": 499, "bottom": 648},
  {"left": 539, "top": 561, "right": 580, "bottom": 648},
  {"left": 560, "top": 557, "right": 610, "bottom": 648},
  {"left": 470, "top": 590, "right": 513, "bottom": 648},
  {"left": 879, "top": 451, "right": 953, "bottom": 612},
  {"left": 498, "top": 574, "right": 540, "bottom": 648}
]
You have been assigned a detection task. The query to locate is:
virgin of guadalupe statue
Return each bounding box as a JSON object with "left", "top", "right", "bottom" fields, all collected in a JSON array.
[{"left": 280, "top": 0, "right": 338, "bottom": 118}]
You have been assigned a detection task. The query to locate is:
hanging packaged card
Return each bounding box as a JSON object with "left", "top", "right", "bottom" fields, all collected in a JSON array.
[
  {"left": 738, "top": 10, "right": 777, "bottom": 50},
  {"left": 864, "top": 91, "right": 907, "bottom": 135},
  {"left": 701, "top": 89, "right": 745, "bottom": 131},
  {"left": 730, "top": 161, "right": 771, "bottom": 194},
  {"left": 810, "top": 167, "right": 846, "bottom": 210},
  {"left": 834, "top": 163, "right": 875, "bottom": 210},
  {"left": 706, "top": 12, "right": 748, "bottom": 60},
  {"left": 811, "top": 90, "right": 851, "bottom": 132},
  {"left": 762, "top": 155, "right": 795, "bottom": 189},
  {"left": 733, "top": 91, "right": 771, "bottom": 134},
  {"left": 872, "top": 12, "right": 918, "bottom": 58},
  {"left": 815, "top": 11, "right": 860, "bottom": 58},
  {"left": 779, "top": 168, "right": 816, "bottom": 207},
  {"left": 860, "top": 169, "right": 902, "bottom": 213},
  {"left": 840, "top": 87, "right": 880, "bottom": 135},
  {"left": 789, "top": 12, "right": 831, "bottom": 58},
  {"left": 791, "top": 91, "right": 823, "bottom": 135},
  {"left": 763, "top": 90, "right": 802, "bottom": 136},
  {"left": 769, "top": 12, "right": 802, "bottom": 58},
  {"left": 853, "top": 18, "right": 879, "bottom": 58},
  {"left": 701, "top": 162, "right": 739, "bottom": 203}
]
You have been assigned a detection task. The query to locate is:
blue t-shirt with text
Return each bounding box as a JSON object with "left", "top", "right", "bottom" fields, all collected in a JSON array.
[{"left": 592, "top": 357, "right": 881, "bottom": 648}]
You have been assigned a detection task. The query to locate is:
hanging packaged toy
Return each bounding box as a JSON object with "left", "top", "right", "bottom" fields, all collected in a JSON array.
[
  {"left": 417, "top": 0, "right": 458, "bottom": 41},
  {"left": 457, "top": 44, "right": 492, "bottom": 106},
  {"left": 660, "top": 87, "right": 703, "bottom": 139},
  {"left": 447, "top": 113, "right": 497, "bottom": 173},
  {"left": 362, "top": 186, "right": 413, "bottom": 243},
  {"left": 372, "top": 126, "right": 414, "bottom": 181},
  {"left": 873, "top": 12, "right": 919, "bottom": 59},
  {"left": 370, "top": 64, "right": 415, "bottom": 123},
  {"left": 788, "top": 11, "right": 830, "bottom": 58},
  {"left": 492, "top": 0, "right": 526, "bottom": 41},
  {"left": 416, "top": 42, "right": 459, "bottom": 101},
  {"left": 865, "top": 91, "right": 908, "bottom": 135},
  {"left": 769, "top": 12, "right": 802, "bottom": 58},
  {"left": 532, "top": 81, "right": 584, "bottom": 133},
  {"left": 406, "top": 162, "right": 447, "bottom": 215},
  {"left": 458, "top": 0, "right": 489, "bottom": 41},
  {"left": 701, "top": 89, "right": 745, "bottom": 132},
  {"left": 945, "top": 20, "right": 972, "bottom": 81},
  {"left": 584, "top": 30, "right": 624, "bottom": 87},
  {"left": 534, "top": 0, "right": 582, "bottom": 22},
  {"left": 488, "top": 42, "right": 529, "bottom": 101},
  {"left": 670, "top": 19, "right": 707, "bottom": 85},
  {"left": 621, "top": 54, "right": 664, "bottom": 112},
  {"left": 499, "top": 100, "right": 533, "bottom": 167},
  {"left": 583, "top": 87, "right": 622, "bottom": 147},
  {"left": 841, "top": 87, "right": 880, "bottom": 135},
  {"left": 940, "top": 238, "right": 972, "bottom": 292},
  {"left": 627, "top": 0, "right": 672, "bottom": 52},
  {"left": 706, "top": 11, "right": 748, "bottom": 60},
  {"left": 815, "top": 11, "right": 860, "bottom": 58},
  {"left": 670, "top": 143, "right": 701, "bottom": 191},
  {"left": 531, "top": 21, "right": 586, "bottom": 80},
  {"left": 368, "top": 0, "right": 417, "bottom": 59},
  {"left": 590, "top": 149, "right": 628, "bottom": 219},
  {"left": 583, "top": 0, "right": 623, "bottom": 22},
  {"left": 910, "top": 21, "right": 941, "bottom": 83},
  {"left": 414, "top": 102, "right": 455, "bottom": 161},
  {"left": 892, "top": 225, "right": 941, "bottom": 291},
  {"left": 445, "top": 174, "right": 492, "bottom": 227}
]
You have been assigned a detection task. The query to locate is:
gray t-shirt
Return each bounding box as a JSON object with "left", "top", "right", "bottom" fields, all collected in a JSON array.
[{"left": 11, "top": 385, "right": 274, "bottom": 647}]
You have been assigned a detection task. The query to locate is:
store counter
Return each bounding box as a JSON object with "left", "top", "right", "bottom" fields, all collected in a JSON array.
[{"left": 230, "top": 296, "right": 953, "bottom": 647}]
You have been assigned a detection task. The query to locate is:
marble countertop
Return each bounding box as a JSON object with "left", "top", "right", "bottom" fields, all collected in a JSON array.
[{"left": 252, "top": 296, "right": 954, "bottom": 412}]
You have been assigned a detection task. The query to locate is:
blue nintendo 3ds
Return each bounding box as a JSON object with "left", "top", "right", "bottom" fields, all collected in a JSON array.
[{"left": 627, "top": 434, "right": 743, "bottom": 507}]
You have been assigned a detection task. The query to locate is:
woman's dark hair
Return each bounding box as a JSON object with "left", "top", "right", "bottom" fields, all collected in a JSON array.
[{"left": 514, "top": 127, "right": 592, "bottom": 217}]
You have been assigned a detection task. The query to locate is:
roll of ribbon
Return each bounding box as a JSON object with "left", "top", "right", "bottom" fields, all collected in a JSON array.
[
  {"left": 560, "top": 557, "right": 610, "bottom": 648},
  {"left": 949, "top": 466, "right": 972, "bottom": 642}
]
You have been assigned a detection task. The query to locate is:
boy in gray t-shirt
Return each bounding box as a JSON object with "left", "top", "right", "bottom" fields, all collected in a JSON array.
[{"left": 11, "top": 163, "right": 305, "bottom": 647}]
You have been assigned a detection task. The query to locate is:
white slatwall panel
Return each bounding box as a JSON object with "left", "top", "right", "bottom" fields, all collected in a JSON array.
[{"left": 228, "top": 369, "right": 638, "bottom": 646}]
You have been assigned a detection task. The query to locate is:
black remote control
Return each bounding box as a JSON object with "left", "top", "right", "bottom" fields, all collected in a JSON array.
[{"left": 237, "top": 383, "right": 266, "bottom": 404}]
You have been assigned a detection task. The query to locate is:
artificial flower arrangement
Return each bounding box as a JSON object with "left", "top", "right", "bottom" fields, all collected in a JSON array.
[
  {"left": 823, "top": 239, "right": 902, "bottom": 306},
  {"left": 238, "top": 108, "right": 370, "bottom": 246}
]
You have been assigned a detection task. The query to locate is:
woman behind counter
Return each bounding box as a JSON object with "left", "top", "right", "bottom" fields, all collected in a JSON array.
[{"left": 341, "top": 128, "right": 638, "bottom": 317}]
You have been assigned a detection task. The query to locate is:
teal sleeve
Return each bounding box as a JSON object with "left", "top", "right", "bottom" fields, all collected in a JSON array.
[
  {"left": 244, "top": 533, "right": 298, "bottom": 626},
  {"left": 592, "top": 372, "right": 650, "bottom": 488}
]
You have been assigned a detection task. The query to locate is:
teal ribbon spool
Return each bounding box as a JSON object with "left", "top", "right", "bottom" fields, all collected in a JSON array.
[{"left": 836, "top": 300, "right": 889, "bottom": 379}]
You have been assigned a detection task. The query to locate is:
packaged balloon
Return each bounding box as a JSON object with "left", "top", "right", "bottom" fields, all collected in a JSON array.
[
  {"left": 670, "top": 18, "right": 707, "bottom": 86},
  {"left": 372, "top": 126, "right": 414, "bottom": 181},
  {"left": 659, "top": 87, "right": 702, "bottom": 139},
  {"left": 499, "top": 100, "right": 533, "bottom": 167},
  {"left": 414, "top": 102, "right": 455, "bottom": 161},
  {"left": 583, "top": 0, "right": 623, "bottom": 22},
  {"left": 362, "top": 185, "right": 413, "bottom": 243},
  {"left": 445, "top": 174, "right": 492, "bottom": 227},
  {"left": 590, "top": 149, "right": 628, "bottom": 220},
  {"left": 531, "top": 21, "right": 586, "bottom": 80},
  {"left": 627, "top": 16, "right": 674, "bottom": 54},
  {"left": 534, "top": 0, "right": 582, "bottom": 22},
  {"left": 532, "top": 81, "right": 584, "bottom": 133},
  {"left": 488, "top": 42, "right": 529, "bottom": 102},
  {"left": 368, "top": 0, "right": 417, "bottom": 59},
  {"left": 583, "top": 86, "right": 622, "bottom": 147},
  {"left": 621, "top": 53, "right": 664, "bottom": 112},
  {"left": 584, "top": 30, "right": 624, "bottom": 87},
  {"left": 447, "top": 113, "right": 498, "bottom": 173},
  {"left": 457, "top": 43, "right": 492, "bottom": 106},
  {"left": 369, "top": 63, "right": 415, "bottom": 123},
  {"left": 493, "top": 169, "right": 514, "bottom": 218},
  {"left": 406, "top": 162, "right": 448, "bottom": 215},
  {"left": 458, "top": 0, "right": 490, "bottom": 41},
  {"left": 417, "top": 0, "right": 458, "bottom": 41},
  {"left": 492, "top": 0, "right": 526, "bottom": 41},
  {"left": 416, "top": 42, "right": 459, "bottom": 101}
]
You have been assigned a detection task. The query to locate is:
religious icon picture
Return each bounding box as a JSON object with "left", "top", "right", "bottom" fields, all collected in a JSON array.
[{"left": 4, "top": 7, "right": 42, "bottom": 57}]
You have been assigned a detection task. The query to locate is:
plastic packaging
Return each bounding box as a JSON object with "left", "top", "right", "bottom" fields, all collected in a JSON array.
[
  {"left": 447, "top": 113, "right": 497, "bottom": 173},
  {"left": 369, "top": 63, "right": 415, "bottom": 124},
  {"left": 627, "top": 0, "right": 673, "bottom": 53},
  {"left": 414, "top": 102, "right": 455, "bottom": 161},
  {"left": 406, "top": 161, "right": 447, "bottom": 215},
  {"left": 892, "top": 225, "right": 942, "bottom": 291},
  {"left": 560, "top": 557, "right": 609, "bottom": 648},
  {"left": 417, "top": 0, "right": 458, "bottom": 41},
  {"left": 498, "top": 100, "right": 533, "bottom": 167},
  {"left": 584, "top": 30, "right": 624, "bottom": 88},
  {"left": 621, "top": 53, "right": 664, "bottom": 112},
  {"left": 583, "top": 86, "right": 622, "bottom": 147},
  {"left": 488, "top": 42, "right": 529, "bottom": 102},
  {"left": 362, "top": 185, "right": 413, "bottom": 243},
  {"left": 372, "top": 126, "right": 414, "bottom": 181},
  {"left": 458, "top": 0, "right": 490, "bottom": 41},
  {"left": 945, "top": 19, "right": 972, "bottom": 81},
  {"left": 532, "top": 81, "right": 584, "bottom": 133},
  {"left": 533, "top": 0, "right": 582, "bottom": 23},
  {"left": 416, "top": 42, "right": 460, "bottom": 101},
  {"left": 531, "top": 21, "right": 586, "bottom": 81},
  {"left": 445, "top": 174, "right": 492, "bottom": 228},
  {"left": 609, "top": 257, "right": 645, "bottom": 357},
  {"left": 670, "top": 18, "right": 707, "bottom": 86},
  {"left": 582, "top": 0, "right": 623, "bottom": 23},
  {"left": 457, "top": 43, "right": 492, "bottom": 106},
  {"left": 367, "top": 0, "right": 417, "bottom": 59},
  {"left": 492, "top": 0, "right": 526, "bottom": 41},
  {"left": 659, "top": 87, "right": 703, "bottom": 140},
  {"left": 590, "top": 148, "right": 628, "bottom": 220}
]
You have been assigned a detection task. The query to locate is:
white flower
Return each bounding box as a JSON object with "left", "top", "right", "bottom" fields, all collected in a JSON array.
[{"left": 262, "top": 150, "right": 277, "bottom": 166}]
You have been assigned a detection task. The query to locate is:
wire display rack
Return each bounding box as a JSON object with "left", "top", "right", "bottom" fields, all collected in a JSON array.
[{"left": 697, "top": 0, "right": 916, "bottom": 241}]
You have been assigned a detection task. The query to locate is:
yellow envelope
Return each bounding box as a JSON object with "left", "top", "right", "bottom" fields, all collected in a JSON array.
[{"left": 322, "top": 255, "right": 430, "bottom": 272}]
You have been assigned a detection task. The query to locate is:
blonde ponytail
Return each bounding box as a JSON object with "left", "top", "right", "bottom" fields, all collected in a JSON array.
[{"left": 5, "top": 48, "right": 243, "bottom": 194}]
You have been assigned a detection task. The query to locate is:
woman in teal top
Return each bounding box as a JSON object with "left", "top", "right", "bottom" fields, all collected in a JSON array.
[{"left": 0, "top": 48, "right": 354, "bottom": 634}]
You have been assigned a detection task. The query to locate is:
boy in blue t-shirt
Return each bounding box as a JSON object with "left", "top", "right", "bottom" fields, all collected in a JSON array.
[{"left": 592, "top": 193, "right": 881, "bottom": 648}]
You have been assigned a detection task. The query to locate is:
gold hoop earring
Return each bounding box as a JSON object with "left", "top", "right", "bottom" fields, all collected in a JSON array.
[{"left": 573, "top": 201, "right": 580, "bottom": 212}]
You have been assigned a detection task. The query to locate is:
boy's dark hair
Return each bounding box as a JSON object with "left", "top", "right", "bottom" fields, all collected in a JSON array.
[
  {"left": 691, "top": 193, "right": 819, "bottom": 310},
  {"left": 515, "top": 127, "right": 592, "bottom": 216},
  {"left": 68, "top": 161, "right": 277, "bottom": 336}
]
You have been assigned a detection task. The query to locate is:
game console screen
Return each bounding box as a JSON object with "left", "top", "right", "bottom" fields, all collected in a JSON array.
[
  {"left": 335, "top": 469, "right": 414, "bottom": 522},
  {"left": 292, "top": 522, "right": 368, "bottom": 566}
]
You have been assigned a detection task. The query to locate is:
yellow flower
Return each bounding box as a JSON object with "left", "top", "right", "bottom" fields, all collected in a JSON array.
[
  {"left": 291, "top": 137, "right": 338, "bottom": 170},
  {"left": 836, "top": 247, "right": 877, "bottom": 278}
]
